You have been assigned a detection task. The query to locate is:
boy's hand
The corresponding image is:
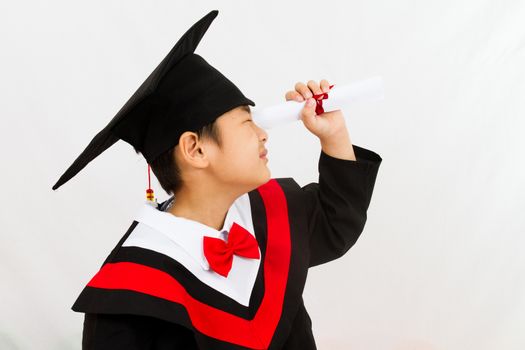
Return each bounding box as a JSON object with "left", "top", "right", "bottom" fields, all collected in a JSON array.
[{"left": 284, "top": 79, "right": 348, "bottom": 141}]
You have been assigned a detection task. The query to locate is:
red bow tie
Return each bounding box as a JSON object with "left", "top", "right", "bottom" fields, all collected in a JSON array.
[{"left": 203, "top": 222, "right": 260, "bottom": 278}]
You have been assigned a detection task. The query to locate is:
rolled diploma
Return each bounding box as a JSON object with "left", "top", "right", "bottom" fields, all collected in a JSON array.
[{"left": 252, "top": 76, "right": 384, "bottom": 129}]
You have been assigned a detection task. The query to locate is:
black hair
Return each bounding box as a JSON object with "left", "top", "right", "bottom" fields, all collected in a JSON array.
[{"left": 134, "top": 119, "right": 222, "bottom": 195}]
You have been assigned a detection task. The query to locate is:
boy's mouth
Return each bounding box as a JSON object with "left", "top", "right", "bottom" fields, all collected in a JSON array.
[{"left": 259, "top": 149, "right": 268, "bottom": 158}]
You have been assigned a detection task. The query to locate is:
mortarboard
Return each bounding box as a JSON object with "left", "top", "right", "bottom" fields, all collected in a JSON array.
[{"left": 52, "top": 9, "right": 255, "bottom": 192}]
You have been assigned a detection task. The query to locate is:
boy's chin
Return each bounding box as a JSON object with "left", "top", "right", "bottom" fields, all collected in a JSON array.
[
  {"left": 258, "top": 170, "right": 272, "bottom": 186},
  {"left": 247, "top": 171, "right": 271, "bottom": 191}
]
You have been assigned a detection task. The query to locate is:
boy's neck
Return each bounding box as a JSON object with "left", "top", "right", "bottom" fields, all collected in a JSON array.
[{"left": 167, "top": 186, "right": 242, "bottom": 232}]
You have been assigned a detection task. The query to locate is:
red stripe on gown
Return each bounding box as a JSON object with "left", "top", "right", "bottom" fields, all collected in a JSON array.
[{"left": 86, "top": 179, "right": 291, "bottom": 349}]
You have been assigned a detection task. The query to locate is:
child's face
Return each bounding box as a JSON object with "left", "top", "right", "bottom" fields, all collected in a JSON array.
[{"left": 210, "top": 105, "right": 271, "bottom": 189}]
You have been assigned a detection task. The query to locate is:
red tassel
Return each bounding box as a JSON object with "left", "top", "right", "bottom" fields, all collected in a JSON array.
[{"left": 146, "top": 164, "right": 156, "bottom": 203}]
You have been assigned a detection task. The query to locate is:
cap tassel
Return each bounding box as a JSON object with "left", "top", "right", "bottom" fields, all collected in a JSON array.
[{"left": 146, "top": 164, "right": 157, "bottom": 205}]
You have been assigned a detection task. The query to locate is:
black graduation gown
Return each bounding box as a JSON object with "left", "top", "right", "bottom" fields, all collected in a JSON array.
[{"left": 72, "top": 144, "right": 382, "bottom": 349}]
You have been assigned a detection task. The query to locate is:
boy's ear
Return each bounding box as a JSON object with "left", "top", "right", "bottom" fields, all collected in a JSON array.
[{"left": 177, "top": 132, "right": 209, "bottom": 169}]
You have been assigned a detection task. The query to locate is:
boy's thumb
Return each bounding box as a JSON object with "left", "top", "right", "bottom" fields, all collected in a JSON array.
[
  {"left": 306, "top": 97, "right": 316, "bottom": 108},
  {"left": 303, "top": 98, "right": 316, "bottom": 113},
  {"left": 301, "top": 98, "right": 317, "bottom": 122}
]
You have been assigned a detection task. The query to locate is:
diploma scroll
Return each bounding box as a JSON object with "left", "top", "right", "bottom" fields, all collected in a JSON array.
[{"left": 252, "top": 76, "right": 384, "bottom": 129}]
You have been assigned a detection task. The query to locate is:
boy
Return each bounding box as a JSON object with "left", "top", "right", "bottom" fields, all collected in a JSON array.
[{"left": 53, "top": 10, "right": 382, "bottom": 349}]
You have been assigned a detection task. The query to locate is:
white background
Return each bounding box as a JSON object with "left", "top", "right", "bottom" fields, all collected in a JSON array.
[{"left": 1, "top": 1, "right": 524, "bottom": 349}]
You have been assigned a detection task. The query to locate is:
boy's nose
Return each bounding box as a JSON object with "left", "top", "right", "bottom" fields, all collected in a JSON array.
[{"left": 257, "top": 125, "right": 268, "bottom": 142}]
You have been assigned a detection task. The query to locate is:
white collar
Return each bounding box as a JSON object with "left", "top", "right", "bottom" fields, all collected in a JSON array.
[{"left": 133, "top": 194, "right": 251, "bottom": 272}]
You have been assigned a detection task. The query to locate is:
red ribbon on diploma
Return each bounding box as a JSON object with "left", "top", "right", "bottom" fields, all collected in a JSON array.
[{"left": 312, "top": 84, "right": 335, "bottom": 115}]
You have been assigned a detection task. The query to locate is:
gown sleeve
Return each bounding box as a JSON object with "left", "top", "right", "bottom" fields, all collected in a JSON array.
[
  {"left": 81, "top": 313, "right": 198, "bottom": 349},
  {"left": 301, "top": 144, "right": 382, "bottom": 267}
]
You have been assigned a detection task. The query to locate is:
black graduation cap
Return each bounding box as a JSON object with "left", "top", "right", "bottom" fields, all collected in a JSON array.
[{"left": 52, "top": 10, "right": 255, "bottom": 191}]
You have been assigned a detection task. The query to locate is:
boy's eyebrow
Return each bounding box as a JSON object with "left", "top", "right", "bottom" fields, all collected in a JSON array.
[{"left": 240, "top": 105, "right": 252, "bottom": 115}]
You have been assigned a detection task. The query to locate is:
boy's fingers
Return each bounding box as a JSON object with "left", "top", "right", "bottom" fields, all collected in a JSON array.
[
  {"left": 307, "top": 80, "right": 323, "bottom": 97},
  {"left": 285, "top": 90, "right": 304, "bottom": 101},
  {"left": 294, "top": 82, "right": 312, "bottom": 99},
  {"left": 289, "top": 79, "right": 331, "bottom": 102},
  {"left": 320, "top": 79, "right": 331, "bottom": 93}
]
